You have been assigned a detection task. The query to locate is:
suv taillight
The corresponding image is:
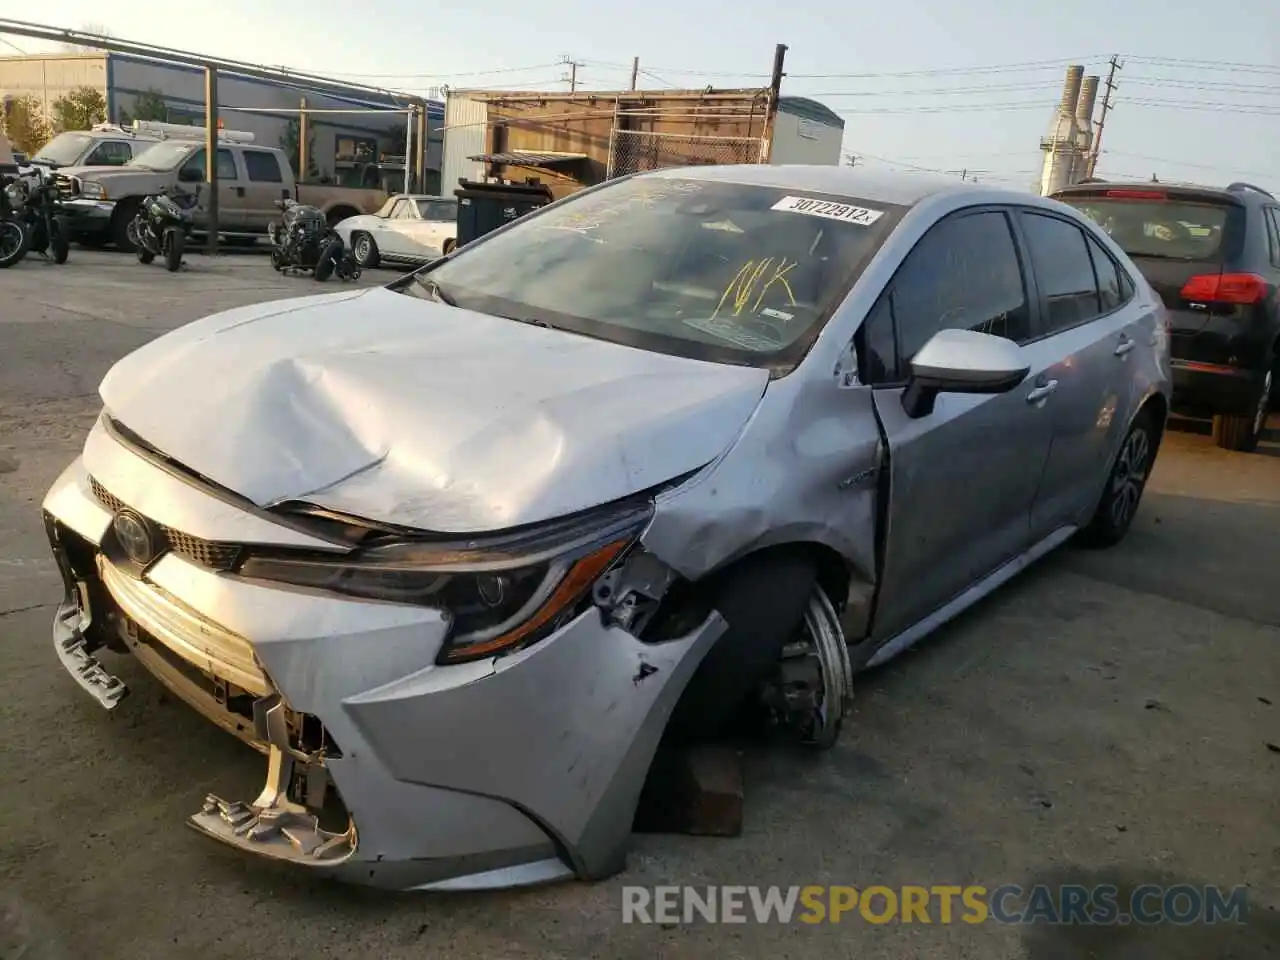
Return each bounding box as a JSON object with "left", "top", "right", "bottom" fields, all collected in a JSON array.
[{"left": 1180, "top": 272, "right": 1269, "bottom": 305}]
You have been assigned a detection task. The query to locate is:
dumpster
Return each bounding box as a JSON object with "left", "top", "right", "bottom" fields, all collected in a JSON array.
[{"left": 453, "top": 179, "right": 554, "bottom": 247}]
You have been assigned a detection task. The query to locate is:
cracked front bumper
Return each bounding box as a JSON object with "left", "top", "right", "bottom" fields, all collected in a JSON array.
[{"left": 41, "top": 434, "right": 723, "bottom": 890}]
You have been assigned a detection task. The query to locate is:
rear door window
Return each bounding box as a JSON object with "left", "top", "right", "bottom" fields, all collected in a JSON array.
[
  {"left": 243, "top": 150, "right": 284, "bottom": 183},
  {"left": 1020, "top": 212, "right": 1103, "bottom": 333}
]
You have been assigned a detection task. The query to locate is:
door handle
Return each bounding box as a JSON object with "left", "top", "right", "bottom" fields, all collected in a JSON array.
[
  {"left": 235, "top": 186, "right": 245, "bottom": 198},
  {"left": 1026, "top": 379, "right": 1059, "bottom": 403},
  {"left": 1114, "top": 337, "right": 1136, "bottom": 357}
]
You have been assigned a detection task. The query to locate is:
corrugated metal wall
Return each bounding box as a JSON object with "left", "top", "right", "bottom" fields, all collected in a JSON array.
[
  {"left": 441, "top": 94, "right": 488, "bottom": 196},
  {"left": 0, "top": 53, "right": 108, "bottom": 119}
]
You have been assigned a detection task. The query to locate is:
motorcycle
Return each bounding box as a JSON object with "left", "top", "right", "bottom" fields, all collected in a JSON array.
[
  {"left": 268, "top": 198, "right": 360, "bottom": 282},
  {"left": 129, "top": 185, "right": 199, "bottom": 272},
  {"left": 13, "top": 167, "right": 69, "bottom": 264},
  {"left": 0, "top": 173, "right": 28, "bottom": 268}
]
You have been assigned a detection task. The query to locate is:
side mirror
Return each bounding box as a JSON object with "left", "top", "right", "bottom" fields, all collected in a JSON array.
[{"left": 901, "top": 328, "right": 1030, "bottom": 419}]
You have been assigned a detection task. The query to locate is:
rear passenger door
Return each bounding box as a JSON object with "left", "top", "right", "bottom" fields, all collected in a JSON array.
[
  {"left": 1016, "top": 209, "right": 1142, "bottom": 538},
  {"left": 240, "top": 149, "right": 292, "bottom": 232},
  {"left": 863, "top": 207, "right": 1056, "bottom": 643}
]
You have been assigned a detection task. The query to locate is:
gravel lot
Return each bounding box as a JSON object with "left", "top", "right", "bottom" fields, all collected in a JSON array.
[{"left": 1, "top": 250, "right": 1278, "bottom": 960}]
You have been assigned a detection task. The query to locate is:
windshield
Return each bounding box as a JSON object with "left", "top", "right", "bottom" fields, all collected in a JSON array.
[
  {"left": 402, "top": 176, "right": 901, "bottom": 367},
  {"left": 33, "top": 132, "right": 94, "bottom": 166},
  {"left": 1060, "top": 197, "right": 1230, "bottom": 260},
  {"left": 128, "top": 140, "right": 198, "bottom": 171}
]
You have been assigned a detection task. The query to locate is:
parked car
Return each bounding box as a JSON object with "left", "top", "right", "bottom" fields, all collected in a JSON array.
[
  {"left": 1053, "top": 179, "right": 1278, "bottom": 451},
  {"left": 25, "top": 123, "right": 161, "bottom": 177},
  {"left": 54, "top": 122, "right": 387, "bottom": 251},
  {"left": 41, "top": 165, "right": 1169, "bottom": 892},
  {"left": 334, "top": 193, "right": 458, "bottom": 268}
]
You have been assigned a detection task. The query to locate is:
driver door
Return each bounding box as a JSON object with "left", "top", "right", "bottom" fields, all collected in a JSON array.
[
  {"left": 375, "top": 198, "right": 412, "bottom": 257},
  {"left": 862, "top": 207, "right": 1056, "bottom": 643}
]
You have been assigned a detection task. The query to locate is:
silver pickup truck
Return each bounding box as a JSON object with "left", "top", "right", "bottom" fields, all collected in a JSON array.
[{"left": 57, "top": 130, "right": 387, "bottom": 251}]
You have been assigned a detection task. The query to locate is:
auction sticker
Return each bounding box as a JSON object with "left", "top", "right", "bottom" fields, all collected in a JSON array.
[{"left": 771, "top": 195, "right": 884, "bottom": 226}]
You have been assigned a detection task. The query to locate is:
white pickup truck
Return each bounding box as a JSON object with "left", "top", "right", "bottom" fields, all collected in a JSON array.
[{"left": 56, "top": 123, "right": 387, "bottom": 251}]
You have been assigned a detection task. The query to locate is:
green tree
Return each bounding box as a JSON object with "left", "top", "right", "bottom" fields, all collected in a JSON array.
[
  {"left": 51, "top": 86, "right": 107, "bottom": 132},
  {"left": 2, "top": 95, "right": 54, "bottom": 155},
  {"left": 280, "top": 117, "right": 318, "bottom": 178}
]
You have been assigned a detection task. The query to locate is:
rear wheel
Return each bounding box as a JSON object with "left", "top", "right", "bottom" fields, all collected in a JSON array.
[
  {"left": 1078, "top": 408, "right": 1159, "bottom": 548},
  {"left": 163, "top": 226, "right": 184, "bottom": 272},
  {"left": 0, "top": 218, "right": 29, "bottom": 268},
  {"left": 1212, "top": 369, "right": 1271, "bottom": 452},
  {"left": 313, "top": 238, "right": 341, "bottom": 281}
]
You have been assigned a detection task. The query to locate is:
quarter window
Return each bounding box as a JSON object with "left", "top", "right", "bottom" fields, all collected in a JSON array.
[
  {"left": 1084, "top": 232, "right": 1125, "bottom": 313},
  {"left": 1020, "top": 212, "right": 1103, "bottom": 333},
  {"left": 1264, "top": 208, "right": 1280, "bottom": 268},
  {"left": 85, "top": 141, "right": 131, "bottom": 166},
  {"left": 243, "top": 150, "right": 284, "bottom": 183},
  {"left": 889, "top": 210, "right": 1032, "bottom": 366}
]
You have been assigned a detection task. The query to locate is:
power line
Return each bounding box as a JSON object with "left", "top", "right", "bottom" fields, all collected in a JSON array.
[
  {"left": 1101, "top": 151, "right": 1276, "bottom": 182},
  {"left": 296, "top": 61, "right": 564, "bottom": 81},
  {"left": 1123, "top": 55, "right": 1280, "bottom": 76},
  {"left": 583, "top": 54, "right": 1108, "bottom": 80}
]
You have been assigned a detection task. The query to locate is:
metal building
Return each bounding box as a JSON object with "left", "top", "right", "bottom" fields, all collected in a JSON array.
[{"left": 0, "top": 52, "right": 445, "bottom": 186}]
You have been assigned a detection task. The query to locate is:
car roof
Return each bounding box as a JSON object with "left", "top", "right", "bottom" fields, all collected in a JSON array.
[{"left": 640, "top": 163, "right": 1034, "bottom": 209}]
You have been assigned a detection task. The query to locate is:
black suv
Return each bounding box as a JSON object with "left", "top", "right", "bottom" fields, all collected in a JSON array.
[{"left": 1052, "top": 179, "right": 1279, "bottom": 452}]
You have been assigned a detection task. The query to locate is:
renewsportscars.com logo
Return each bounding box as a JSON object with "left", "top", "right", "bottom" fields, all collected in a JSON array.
[{"left": 621, "top": 884, "right": 1249, "bottom": 926}]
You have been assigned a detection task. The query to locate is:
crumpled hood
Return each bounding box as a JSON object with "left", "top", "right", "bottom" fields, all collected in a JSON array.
[{"left": 99, "top": 287, "right": 770, "bottom": 533}]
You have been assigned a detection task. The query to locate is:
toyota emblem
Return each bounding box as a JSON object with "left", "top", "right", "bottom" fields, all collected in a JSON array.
[{"left": 113, "top": 509, "right": 157, "bottom": 565}]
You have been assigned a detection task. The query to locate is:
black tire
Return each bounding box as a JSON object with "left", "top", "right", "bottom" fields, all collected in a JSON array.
[
  {"left": 313, "top": 239, "right": 341, "bottom": 282},
  {"left": 269, "top": 247, "right": 285, "bottom": 272},
  {"left": 163, "top": 227, "right": 184, "bottom": 272},
  {"left": 0, "top": 218, "right": 28, "bottom": 268},
  {"left": 1077, "top": 408, "right": 1159, "bottom": 548},
  {"left": 1213, "top": 368, "right": 1272, "bottom": 452},
  {"left": 111, "top": 199, "right": 140, "bottom": 252},
  {"left": 351, "top": 231, "right": 379, "bottom": 269},
  {"left": 135, "top": 234, "right": 154, "bottom": 264},
  {"left": 49, "top": 221, "right": 69, "bottom": 264},
  {"left": 665, "top": 551, "right": 818, "bottom": 743}
]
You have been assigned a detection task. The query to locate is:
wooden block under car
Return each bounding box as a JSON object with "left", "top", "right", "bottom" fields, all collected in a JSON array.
[{"left": 632, "top": 745, "right": 744, "bottom": 837}]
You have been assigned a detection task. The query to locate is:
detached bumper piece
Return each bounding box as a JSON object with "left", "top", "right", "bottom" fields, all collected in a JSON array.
[
  {"left": 191, "top": 746, "right": 355, "bottom": 866},
  {"left": 53, "top": 607, "right": 128, "bottom": 709}
]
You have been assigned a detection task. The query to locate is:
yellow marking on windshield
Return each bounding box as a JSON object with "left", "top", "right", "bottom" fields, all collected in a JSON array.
[{"left": 713, "top": 257, "right": 801, "bottom": 319}]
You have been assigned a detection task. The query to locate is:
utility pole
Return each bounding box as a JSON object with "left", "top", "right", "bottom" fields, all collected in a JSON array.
[
  {"left": 1087, "top": 55, "right": 1122, "bottom": 179},
  {"left": 560, "top": 56, "right": 579, "bottom": 93},
  {"left": 763, "top": 43, "right": 788, "bottom": 162},
  {"left": 629, "top": 56, "right": 639, "bottom": 91},
  {"left": 298, "top": 96, "right": 309, "bottom": 180},
  {"left": 204, "top": 66, "right": 219, "bottom": 257}
]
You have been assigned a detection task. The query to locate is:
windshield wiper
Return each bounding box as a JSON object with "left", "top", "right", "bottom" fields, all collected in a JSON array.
[{"left": 413, "top": 275, "right": 457, "bottom": 306}]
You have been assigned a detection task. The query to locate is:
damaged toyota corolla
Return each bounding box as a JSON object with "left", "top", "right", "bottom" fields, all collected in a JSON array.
[{"left": 42, "top": 165, "right": 1170, "bottom": 891}]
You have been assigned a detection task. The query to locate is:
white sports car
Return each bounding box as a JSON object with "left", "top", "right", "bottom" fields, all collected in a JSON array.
[{"left": 335, "top": 194, "right": 458, "bottom": 269}]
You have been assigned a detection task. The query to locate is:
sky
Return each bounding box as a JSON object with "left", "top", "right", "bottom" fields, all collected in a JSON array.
[{"left": 2, "top": 0, "right": 1277, "bottom": 193}]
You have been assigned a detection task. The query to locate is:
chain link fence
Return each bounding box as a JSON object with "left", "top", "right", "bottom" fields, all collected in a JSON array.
[{"left": 606, "top": 128, "right": 768, "bottom": 179}]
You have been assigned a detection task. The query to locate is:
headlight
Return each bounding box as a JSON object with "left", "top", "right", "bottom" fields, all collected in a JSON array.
[
  {"left": 80, "top": 181, "right": 107, "bottom": 199},
  {"left": 4, "top": 183, "right": 23, "bottom": 205},
  {"left": 237, "top": 502, "right": 651, "bottom": 663}
]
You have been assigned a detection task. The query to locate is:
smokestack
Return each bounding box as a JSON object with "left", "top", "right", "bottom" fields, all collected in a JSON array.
[
  {"left": 1060, "top": 65, "right": 1085, "bottom": 116},
  {"left": 1071, "top": 75, "right": 1100, "bottom": 182},
  {"left": 1039, "top": 65, "right": 1085, "bottom": 196}
]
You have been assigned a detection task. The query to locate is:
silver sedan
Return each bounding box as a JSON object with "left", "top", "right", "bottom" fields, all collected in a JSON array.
[{"left": 41, "top": 164, "right": 1170, "bottom": 891}]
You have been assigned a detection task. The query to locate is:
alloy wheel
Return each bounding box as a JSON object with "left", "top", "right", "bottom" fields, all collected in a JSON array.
[
  {"left": 354, "top": 235, "right": 370, "bottom": 263},
  {"left": 1109, "top": 426, "right": 1151, "bottom": 529}
]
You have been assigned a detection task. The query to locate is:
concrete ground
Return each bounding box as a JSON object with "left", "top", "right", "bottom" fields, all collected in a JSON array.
[{"left": 1, "top": 251, "right": 1277, "bottom": 960}]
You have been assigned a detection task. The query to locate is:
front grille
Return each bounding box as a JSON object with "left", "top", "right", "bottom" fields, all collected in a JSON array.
[
  {"left": 53, "top": 174, "right": 78, "bottom": 199},
  {"left": 89, "top": 476, "right": 243, "bottom": 572}
]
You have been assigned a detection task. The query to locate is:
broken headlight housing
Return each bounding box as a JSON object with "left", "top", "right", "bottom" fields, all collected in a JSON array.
[{"left": 238, "top": 501, "right": 652, "bottom": 664}]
